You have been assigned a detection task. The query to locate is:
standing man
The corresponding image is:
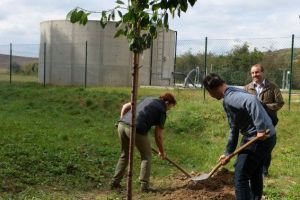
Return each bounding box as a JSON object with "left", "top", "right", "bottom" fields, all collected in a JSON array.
[
  {"left": 203, "top": 73, "right": 276, "bottom": 200},
  {"left": 110, "top": 93, "right": 176, "bottom": 192},
  {"left": 245, "top": 63, "right": 284, "bottom": 176}
]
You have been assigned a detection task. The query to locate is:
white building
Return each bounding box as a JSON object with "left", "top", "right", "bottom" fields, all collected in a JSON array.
[{"left": 39, "top": 20, "right": 176, "bottom": 86}]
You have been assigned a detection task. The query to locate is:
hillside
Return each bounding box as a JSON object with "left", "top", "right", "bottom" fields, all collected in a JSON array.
[
  {"left": 0, "top": 54, "right": 38, "bottom": 69},
  {"left": 271, "top": 48, "right": 300, "bottom": 60}
]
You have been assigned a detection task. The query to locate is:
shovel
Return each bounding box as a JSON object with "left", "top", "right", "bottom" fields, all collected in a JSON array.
[
  {"left": 151, "top": 147, "right": 192, "bottom": 178},
  {"left": 192, "top": 132, "right": 269, "bottom": 182}
]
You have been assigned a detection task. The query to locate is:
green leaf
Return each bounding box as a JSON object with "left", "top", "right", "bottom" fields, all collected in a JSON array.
[
  {"left": 114, "top": 29, "right": 125, "bottom": 38},
  {"left": 115, "top": 20, "right": 122, "bottom": 28},
  {"left": 100, "top": 12, "right": 108, "bottom": 28},
  {"left": 170, "top": 8, "right": 175, "bottom": 18},
  {"left": 77, "top": 10, "right": 84, "bottom": 16},
  {"left": 160, "top": 0, "right": 168, "bottom": 9},
  {"left": 70, "top": 11, "right": 77, "bottom": 23},
  {"left": 188, "top": 0, "right": 197, "bottom": 6},
  {"left": 124, "top": 26, "right": 128, "bottom": 35},
  {"left": 167, "top": 0, "right": 179, "bottom": 9},
  {"left": 179, "top": 0, "right": 188, "bottom": 12},
  {"left": 149, "top": 25, "right": 156, "bottom": 35},
  {"left": 177, "top": 9, "right": 181, "bottom": 17},
  {"left": 157, "top": 19, "right": 163, "bottom": 27},
  {"left": 163, "top": 13, "right": 169, "bottom": 29},
  {"left": 117, "top": 10, "right": 123, "bottom": 18},
  {"left": 101, "top": 11, "right": 107, "bottom": 17},
  {"left": 146, "top": 34, "right": 153, "bottom": 48},
  {"left": 122, "top": 12, "right": 133, "bottom": 23},
  {"left": 66, "top": 8, "right": 76, "bottom": 20},
  {"left": 152, "top": 3, "right": 161, "bottom": 11},
  {"left": 111, "top": 11, "right": 115, "bottom": 21},
  {"left": 149, "top": 1, "right": 155, "bottom": 6},
  {"left": 80, "top": 13, "right": 90, "bottom": 25},
  {"left": 140, "top": 14, "right": 150, "bottom": 28},
  {"left": 152, "top": 11, "right": 158, "bottom": 21},
  {"left": 116, "top": 0, "right": 125, "bottom": 5},
  {"left": 70, "top": 10, "right": 83, "bottom": 23}
]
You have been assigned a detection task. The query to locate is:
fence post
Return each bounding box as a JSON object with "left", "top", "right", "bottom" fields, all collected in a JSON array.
[
  {"left": 43, "top": 42, "right": 46, "bottom": 87},
  {"left": 9, "top": 43, "right": 12, "bottom": 84},
  {"left": 173, "top": 31, "right": 178, "bottom": 86},
  {"left": 203, "top": 37, "right": 208, "bottom": 100},
  {"left": 85, "top": 41, "right": 88, "bottom": 88},
  {"left": 288, "top": 34, "right": 294, "bottom": 111}
]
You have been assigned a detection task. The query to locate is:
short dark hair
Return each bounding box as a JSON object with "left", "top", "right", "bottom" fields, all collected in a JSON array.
[
  {"left": 252, "top": 63, "right": 264, "bottom": 72},
  {"left": 202, "top": 73, "right": 225, "bottom": 90},
  {"left": 160, "top": 93, "right": 176, "bottom": 105}
]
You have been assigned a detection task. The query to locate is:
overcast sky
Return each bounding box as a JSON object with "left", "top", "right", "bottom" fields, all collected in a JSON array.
[{"left": 0, "top": 0, "right": 299, "bottom": 45}]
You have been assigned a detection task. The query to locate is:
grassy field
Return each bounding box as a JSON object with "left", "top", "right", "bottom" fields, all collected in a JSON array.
[
  {"left": 0, "top": 74, "right": 38, "bottom": 83},
  {"left": 0, "top": 82, "right": 299, "bottom": 199}
]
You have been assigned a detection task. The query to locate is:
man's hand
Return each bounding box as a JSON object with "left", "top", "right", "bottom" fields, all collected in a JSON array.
[
  {"left": 219, "top": 154, "right": 230, "bottom": 165},
  {"left": 257, "top": 130, "right": 270, "bottom": 140}
]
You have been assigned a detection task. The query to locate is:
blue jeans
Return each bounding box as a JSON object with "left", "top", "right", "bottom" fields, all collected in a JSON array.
[{"left": 234, "top": 135, "right": 276, "bottom": 200}]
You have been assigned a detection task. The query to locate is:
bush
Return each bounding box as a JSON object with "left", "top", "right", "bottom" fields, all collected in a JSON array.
[{"left": 21, "top": 63, "right": 39, "bottom": 75}]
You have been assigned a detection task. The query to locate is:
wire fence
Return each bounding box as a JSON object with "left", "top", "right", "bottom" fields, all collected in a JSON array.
[
  {"left": 0, "top": 35, "right": 299, "bottom": 108},
  {"left": 0, "top": 44, "right": 39, "bottom": 83},
  {"left": 175, "top": 36, "right": 300, "bottom": 91}
]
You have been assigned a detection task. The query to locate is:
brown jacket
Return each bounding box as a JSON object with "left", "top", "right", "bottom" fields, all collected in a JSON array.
[{"left": 244, "top": 79, "right": 284, "bottom": 125}]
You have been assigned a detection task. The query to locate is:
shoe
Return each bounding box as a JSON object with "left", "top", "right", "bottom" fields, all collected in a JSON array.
[
  {"left": 110, "top": 181, "right": 121, "bottom": 190},
  {"left": 140, "top": 181, "right": 149, "bottom": 192},
  {"left": 140, "top": 181, "right": 157, "bottom": 193}
]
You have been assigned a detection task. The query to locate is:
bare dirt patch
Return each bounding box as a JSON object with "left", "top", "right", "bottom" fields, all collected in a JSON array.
[{"left": 143, "top": 168, "right": 235, "bottom": 200}]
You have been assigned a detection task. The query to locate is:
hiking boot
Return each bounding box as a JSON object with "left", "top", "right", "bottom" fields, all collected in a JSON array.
[
  {"left": 110, "top": 181, "right": 121, "bottom": 190},
  {"left": 140, "top": 181, "right": 149, "bottom": 192},
  {"left": 140, "top": 181, "right": 157, "bottom": 193}
]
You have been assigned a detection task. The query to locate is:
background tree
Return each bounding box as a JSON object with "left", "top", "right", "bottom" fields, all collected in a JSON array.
[
  {"left": 67, "top": 0, "right": 197, "bottom": 199},
  {"left": 292, "top": 60, "right": 300, "bottom": 88},
  {"left": 262, "top": 49, "right": 289, "bottom": 87},
  {"left": 11, "top": 62, "right": 21, "bottom": 73},
  {"left": 223, "top": 43, "right": 263, "bottom": 85},
  {"left": 175, "top": 43, "right": 264, "bottom": 85},
  {"left": 22, "top": 63, "right": 39, "bottom": 75}
]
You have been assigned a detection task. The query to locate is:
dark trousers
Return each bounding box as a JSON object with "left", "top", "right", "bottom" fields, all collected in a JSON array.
[
  {"left": 234, "top": 135, "right": 276, "bottom": 200},
  {"left": 262, "top": 153, "right": 271, "bottom": 175}
]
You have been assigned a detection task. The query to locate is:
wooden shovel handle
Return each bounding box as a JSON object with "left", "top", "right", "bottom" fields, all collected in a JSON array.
[
  {"left": 151, "top": 147, "right": 192, "bottom": 178},
  {"left": 229, "top": 129, "right": 270, "bottom": 159},
  {"left": 206, "top": 137, "right": 259, "bottom": 178},
  {"left": 207, "top": 129, "right": 270, "bottom": 178}
]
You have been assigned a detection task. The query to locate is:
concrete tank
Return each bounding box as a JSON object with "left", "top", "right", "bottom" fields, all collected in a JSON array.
[{"left": 39, "top": 20, "right": 176, "bottom": 86}]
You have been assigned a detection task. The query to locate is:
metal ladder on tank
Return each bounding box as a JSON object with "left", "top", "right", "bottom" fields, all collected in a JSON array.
[{"left": 152, "top": 30, "right": 167, "bottom": 85}]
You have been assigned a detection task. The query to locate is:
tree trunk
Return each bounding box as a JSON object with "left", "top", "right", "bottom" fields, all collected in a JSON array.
[{"left": 127, "top": 52, "right": 139, "bottom": 200}]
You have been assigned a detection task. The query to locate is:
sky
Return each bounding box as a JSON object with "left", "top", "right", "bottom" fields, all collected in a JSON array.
[{"left": 0, "top": 0, "right": 299, "bottom": 45}]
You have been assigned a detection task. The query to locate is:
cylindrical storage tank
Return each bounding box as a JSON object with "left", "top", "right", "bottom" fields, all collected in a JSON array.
[{"left": 39, "top": 20, "right": 176, "bottom": 86}]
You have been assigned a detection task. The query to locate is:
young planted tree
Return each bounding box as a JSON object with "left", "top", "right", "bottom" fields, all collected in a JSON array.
[{"left": 67, "top": 0, "right": 197, "bottom": 199}]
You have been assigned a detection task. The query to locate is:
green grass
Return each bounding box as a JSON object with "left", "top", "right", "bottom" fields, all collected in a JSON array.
[
  {"left": 0, "top": 82, "right": 299, "bottom": 199},
  {"left": 0, "top": 74, "right": 38, "bottom": 83}
]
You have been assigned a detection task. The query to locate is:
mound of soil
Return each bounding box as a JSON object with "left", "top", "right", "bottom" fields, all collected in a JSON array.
[{"left": 150, "top": 169, "right": 235, "bottom": 200}]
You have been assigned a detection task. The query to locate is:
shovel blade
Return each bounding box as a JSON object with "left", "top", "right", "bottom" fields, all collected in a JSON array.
[{"left": 191, "top": 173, "right": 210, "bottom": 181}]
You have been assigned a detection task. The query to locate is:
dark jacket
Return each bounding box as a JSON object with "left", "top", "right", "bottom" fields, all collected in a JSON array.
[
  {"left": 244, "top": 79, "right": 284, "bottom": 126},
  {"left": 120, "top": 97, "right": 167, "bottom": 135}
]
